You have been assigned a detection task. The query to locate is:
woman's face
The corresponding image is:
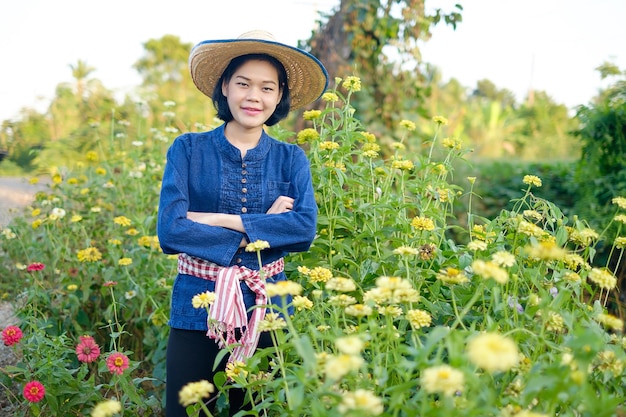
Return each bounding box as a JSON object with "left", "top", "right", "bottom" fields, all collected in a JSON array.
[{"left": 222, "top": 59, "right": 283, "bottom": 129}]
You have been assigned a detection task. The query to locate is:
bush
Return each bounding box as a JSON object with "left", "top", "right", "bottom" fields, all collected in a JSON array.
[{"left": 1, "top": 77, "right": 625, "bottom": 416}]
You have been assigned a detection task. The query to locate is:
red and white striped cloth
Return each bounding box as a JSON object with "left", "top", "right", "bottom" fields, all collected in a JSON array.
[{"left": 178, "top": 253, "right": 284, "bottom": 363}]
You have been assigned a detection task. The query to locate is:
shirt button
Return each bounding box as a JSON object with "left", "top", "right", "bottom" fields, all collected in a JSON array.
[
  {"left": 241, "top": 197, "right": 247, "bottom": 203},
  {"left": 241, "top": 207, "right": 248, "bottom": 213},
  {"left": 241, "top": 178, "right": 247, "bottom": 184},
  {"left": 241, "top": 163, "right": 247, "bottom": 168},
  {"left": 242, "top": 188, "right": 247, "bottom": 193},
  {"left": 236, "top": 258, "right": 242, "bottom": 263},
  {"left": 242, "top": 170, "right": 247, "bottom": 175}
]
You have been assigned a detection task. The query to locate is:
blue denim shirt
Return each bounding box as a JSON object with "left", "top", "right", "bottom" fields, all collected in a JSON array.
[{"left": 157, "top": 124, "right": 317, "bottom": 330}]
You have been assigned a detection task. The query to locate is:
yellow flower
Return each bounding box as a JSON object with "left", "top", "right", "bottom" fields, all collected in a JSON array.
[
  {"left": 613, "top": 214, "right": 626, "bottom": 224},
  {"left": 436, "top": 267, "right": 469, "bottom": 285},
  {"left": 596, "top": 313, "right": 624, "bottom": 331},
  {"left": 225, "top": 361, "right": 248, "bottom": 380},
  {"left": 522, "top": 175, "right": 542, "bottom": 187},
  {"left": 306, "top": 266, "right": 333, "bottom": 283},
  {"left": 113, "top": 216, "right": 131, "bottom": 226},
  {"left": 178, "top": 380, "right": 215, "bottom": 407},
  {"left": 302, "top": 109, "right": 322, "bottom": 120},
  {"left": 615, "top": 236, "right": 626, "bottom": 249},
  {"left": 31, "top": 219, "right": 42, "bottom": 229},
  {"left": 433, "top": 115, "right": 448, "bottom": 125},
  {"left": 325, "top": 277, "right": 357, "bottom": 292},
  {"left": 393, "top": 246, "right": 419, "bottom": 256},
  {"left": 324, "top": 354, "right": 364, "bottom": 380},
  {"left": 492, "top": 251, "right": 516, "bottom": 267},
  {"left": 245, "top": 240, "right": 270, "bottom": 252},
  {"left": 108, "top": 238, "right": 122, "bottom": 246},
  {"left": 338, "top": 389, "right": 384, "bottom": 416},
  {"left": 266, "top": 280, "right": 302, "bottom": 297},
  {"left": 518, "top": 220, "right": 546, "bottom": 238},
  {"left": 328, "top": 294, "right": 357, "bottom": 307},
  {"left": 292, "top": 295, "right": 313, "bottom": 311},
  {"left": 612, "top": 196, "right": 626, "bottom": 210},
  {"left": 71, "top": 214, "right": 83, "bottom": 223},
  {"left": 344, "top": 304, "right": 373, "bottom": 317},
  {"left": 524, "top": 241, "right": 567, "bottom": 261},
  {"left": 360, "top": 132, "right": 376, "bottom": 142},
  {"left": 467, "top": 240, "right": 487, "bottom": 252},
  {"left": 588, "top": 267, "right": 617, "bottom": 290},
  {"left": 442, "top": 137, "right": 462, "bottom": 150},
  {"left": 192, "top": 291, "right": 216, "bottom": 309},
  {"left": 471, "top": 260, "right": 509, "bottom": 284},
  {"left": 296, "top": 128, "right": 320, "bottom": 144},
  {"left": 29, "top": 177, "right": 40, "bottom": 185},
  {"left": 406, "top": 309, "right": 432, "bottom": 328},
  {"left": 336, "top": 335, "right": 364, "bottom": 355},
  {"left": 322, "top": 92, "right": 339, "bottom": 102},
  {"left": 411, "top": 216, "right": 435, "bottom": 231},
  {"left": 467, "top": 332, "right": 520, "bottom": 373},
  {"left": 568, "top": 227, "right": 599, "bottom": 247},
  {"left": 91, "top": 399, "right": 121, "bottom": 417},
  {"left": 95, "top": 167, "right": 107, "bottom": 175},
  {"left": 391, "top": 159, "right": 414, "bottom": 171},
  {"left": 117, "top": 257, "right": 132, "bottom": 266},
  {"left": 319, "top": 141, "right": 340, "bottom": 151},
  {"left": 342, "top": 76, "right": 362, "bottom": 92},
  {"left": 544, "top": 311, "right": 565, "bottom": 332},
  {"left": 85, "top": 151, "right": 98, "bottom": 162},
  {"left": 31, "top": 208, "right": 41, "bottom": 217},
  {"left": 257, "top": 312, "right": 287, "bottom": 332},
  {"left": 67, "top": 284, "right": 78, "bottom": 291},
  {"left": 421, "top": 365, "right": 465, "bottom": 396},
  {"left": 125, "top": 228, "right": 139, "bottom": 236},
  {"left": 77, "top": 247, "right": 102, "bottom": 262},
  {"left": 399, "top": 119, "right": 416, "bottom": 131}
]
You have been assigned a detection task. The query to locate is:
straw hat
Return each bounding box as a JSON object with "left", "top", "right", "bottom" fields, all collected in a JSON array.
[{"left": 189, "top": 30, "right": 329, "bottom": 110}]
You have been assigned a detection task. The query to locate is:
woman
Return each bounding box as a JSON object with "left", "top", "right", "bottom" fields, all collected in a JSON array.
[{"left": 157, "top": 30, "right": 328, "bottom": 416}]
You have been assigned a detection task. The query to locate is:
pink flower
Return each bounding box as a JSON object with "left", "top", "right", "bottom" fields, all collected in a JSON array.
[
  {"left": 23, "top": 380, "right": 45, "bottom": 402},
  {"left": 75, "top": 335, "right": 101, "bottom": 363},
  {"left": 1, "top": 325, "right": 23, "bottom": 346},
  {"left": 106, "top": 352, "right": 130, "bottom": 375},
  {"left": 103, "top": 281, "right": 118, "bottom": 287},
  {"left": 26, "top": 262, "right": 45, "bottom": 272}
]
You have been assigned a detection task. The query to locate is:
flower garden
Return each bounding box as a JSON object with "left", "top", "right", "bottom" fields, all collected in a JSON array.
[{"left": 1, "top": 76, "right": 625, "bottom": 417}]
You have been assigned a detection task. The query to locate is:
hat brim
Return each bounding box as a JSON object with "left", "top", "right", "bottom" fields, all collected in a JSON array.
[{"left": 189, "top": 38, "right": 329, "bottom": 111}]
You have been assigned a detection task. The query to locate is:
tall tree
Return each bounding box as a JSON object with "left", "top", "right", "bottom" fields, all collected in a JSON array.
[{"left": 308, "top": 0, "right": 463, "bottom": 129}]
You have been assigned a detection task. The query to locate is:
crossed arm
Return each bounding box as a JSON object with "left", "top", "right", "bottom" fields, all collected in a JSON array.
[{"left": 186, "top": 196, "right": 294, "bottom": 247}]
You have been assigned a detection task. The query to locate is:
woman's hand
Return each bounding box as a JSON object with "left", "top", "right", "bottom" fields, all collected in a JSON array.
[{"left": 266, "top": 196, "right": 294, "bottom": 214}]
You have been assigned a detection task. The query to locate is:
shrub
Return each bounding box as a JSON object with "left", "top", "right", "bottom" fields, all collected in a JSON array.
[{"left": 1, "top": 77, "right": 625, "bottom": 416}]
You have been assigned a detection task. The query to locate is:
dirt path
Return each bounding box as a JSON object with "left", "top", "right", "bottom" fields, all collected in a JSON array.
[{"left": 0, "top": 177, "right": 46, "bottom": 229}]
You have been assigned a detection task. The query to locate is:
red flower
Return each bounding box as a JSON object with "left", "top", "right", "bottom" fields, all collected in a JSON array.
[
  {"left": 106, "top": 352, "right": 130, "bottom": 375},
  {"left": 26, "top": 262, "right": 45, "bottom": 272},
  {"left": 75, "top": 335, "right": 101, "bottom": 363},
  {"left": 23, "top": 380, "right": 45, "bottom": 402},
  {"left": 1, "top": 325, "right": 23, "bottom": 346},
  {"left": 103, "top": 281, "right": 118, "bottom": 287}
]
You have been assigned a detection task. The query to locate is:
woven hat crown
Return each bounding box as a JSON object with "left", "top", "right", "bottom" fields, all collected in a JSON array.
[{"left": 189, "top": 30, "right": 329, "bottom": 110}]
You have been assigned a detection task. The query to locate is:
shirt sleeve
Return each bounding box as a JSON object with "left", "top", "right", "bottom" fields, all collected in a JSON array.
[
  {"left": 241, "top": 146, "right": 318, "bottom": 253},
  {"left": 157, "top": 135, "right": 244, "bottom": 265}
]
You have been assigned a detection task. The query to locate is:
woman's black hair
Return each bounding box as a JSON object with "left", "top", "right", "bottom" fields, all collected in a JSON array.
[{"left": 211, "top": 54, "right": 291, "bottom": 126}]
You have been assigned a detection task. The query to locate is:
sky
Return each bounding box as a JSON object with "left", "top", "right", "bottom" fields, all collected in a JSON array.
[{"left": 1, "top": 0, "right": 624, "bottom": 122}]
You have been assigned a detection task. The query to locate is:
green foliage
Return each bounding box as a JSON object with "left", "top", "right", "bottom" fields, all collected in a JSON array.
[
  {"left": 572, "top": 69, "right": 626, "bottom": 267},
  {"left": 1, "top": 75, "right": 625, "bottom": 416}
]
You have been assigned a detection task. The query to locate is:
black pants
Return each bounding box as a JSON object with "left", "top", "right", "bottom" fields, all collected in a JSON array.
[{"left": 165, "top": 328, "right": 273, "bottom": 417}]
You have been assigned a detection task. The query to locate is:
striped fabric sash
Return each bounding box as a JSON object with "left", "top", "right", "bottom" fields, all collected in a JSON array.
[{"left": 178, "top": 253, "right": 284, "bottom": 363}]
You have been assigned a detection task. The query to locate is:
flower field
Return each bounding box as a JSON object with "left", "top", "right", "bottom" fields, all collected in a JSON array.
[{"left": 1, "top": 76, "right": 625, "bottom": 417}]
